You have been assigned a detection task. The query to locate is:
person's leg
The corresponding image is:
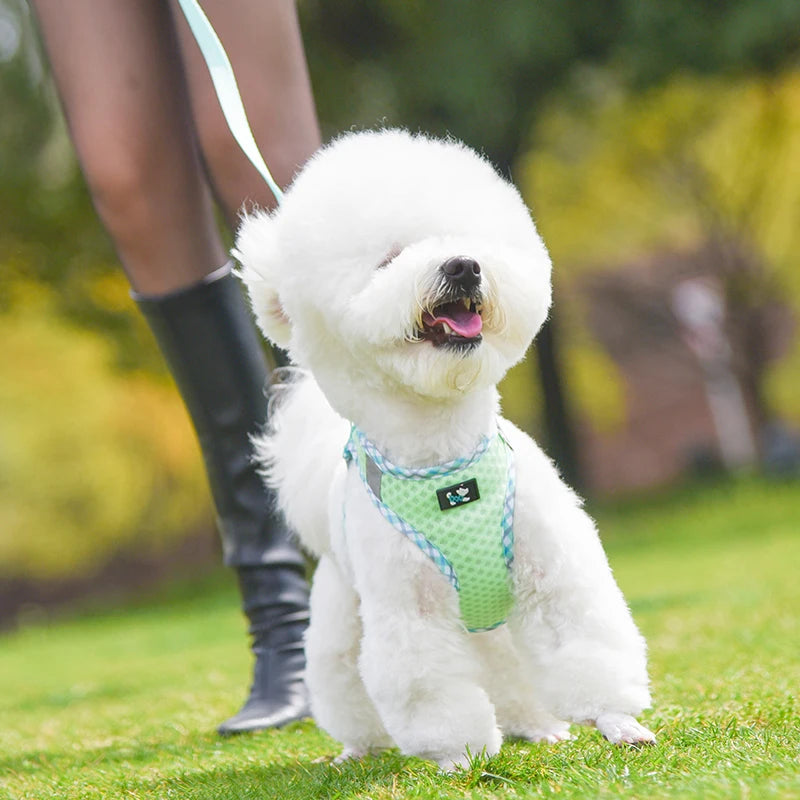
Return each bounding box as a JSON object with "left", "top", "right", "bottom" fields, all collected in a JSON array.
[
  {"left": 31, "top": 0, "right": 225, "bottom": 294},
  {"left": 133, "top": 273, "right": 311, "bottom": 736},
  {"left": 31, "top": 0, "right": 310, "bottom": 732},
  {"left": 170, "top": 0, "right": 321, "bottom": 222},
  {"left": 170, "top": 0, "right": 323, "bottom": 733}
]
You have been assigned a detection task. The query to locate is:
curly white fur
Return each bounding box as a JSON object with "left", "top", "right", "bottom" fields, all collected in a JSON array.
[{"left": 236, "top": 129, "right": 654, "bottom": 769}]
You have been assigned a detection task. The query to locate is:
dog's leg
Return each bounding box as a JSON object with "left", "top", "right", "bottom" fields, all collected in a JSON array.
[
  {"left": 473, "top": 627, "right": 573, "bottom": 744},
  {"left": 306, "top": 555, "right": 392, "bottom": 760},
  {"left": 498, "top": 422, "right": 655, "bottom": 745},
  {"left": 349, "top": 544, "right": 502, "bottom": 771},
  {"left": 593, "top": 712, "right": 656, "bottom": 745},
  {"left": 358, "top": 609, "right": 501, "bottom": 771},
  {"left": 506, "top": 563, "right": 656, "bottom": 746},
  {"left": 507, "top": 605, "right": 656, "bottom": 746}
]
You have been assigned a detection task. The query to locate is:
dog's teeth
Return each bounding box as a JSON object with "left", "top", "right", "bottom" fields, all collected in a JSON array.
[{"left": 441, "top": 322, "right": 453, "bottom": 335}]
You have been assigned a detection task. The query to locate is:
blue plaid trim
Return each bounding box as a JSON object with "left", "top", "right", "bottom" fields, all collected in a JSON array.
[
  {"left": 367, "top": 487, "right": 460, "bottom": 591},
  {"left": 344, "top": 431, "right": 459, "bottom": 591},
  {"left": 348, "top": 425, "right": 492, "bottom": 480},
  {"left": 501, "top": 451, "right": 515, "bottom": 568},
  {"left": 469, "top": 619, "right": 508, "bottom": 633}
]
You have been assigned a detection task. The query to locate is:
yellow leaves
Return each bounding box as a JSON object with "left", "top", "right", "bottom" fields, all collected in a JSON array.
[
  {"left": 498, "top": 355, "right": 543, "bottom": 437},
  {"left": 524, "top": 108, "right": 700, "bottom": 272},
  {"left": 0, "top": 305, "right": 208, "bottom": 580},
  {"left": 522, "top": 69, "right": 800, "bottom": 283},
  {"left": 498, "top": 324, "right": 626, "bottom": 437},
  {"left": 85, "top": 271, "right": 132, "bottom": 313},
  {"left": 764, "top": 344, "right": 800, "bottom": 426},
  {"left": 564, "top": 338, "right": 627, "bottom": 434}
]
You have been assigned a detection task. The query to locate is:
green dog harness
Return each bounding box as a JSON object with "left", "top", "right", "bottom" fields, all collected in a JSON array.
[{"left": 343, "top": 424, "right": 516, "bottom": 632}]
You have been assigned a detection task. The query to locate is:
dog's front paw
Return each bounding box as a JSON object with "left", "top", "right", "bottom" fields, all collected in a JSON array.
[
  {"left": 432, "top": 738, "right": 501, "bottom": 772},
  {"left": 522, "top": 719, "right": 574, "bottom": 745},
  {"left": 332, "top": 746, "right": 371, "bottom": 764},
  {"left": 594, "top": 713, "right": 656, "bottom": 746},
  {"left": 435, "top": 751, "right": 474, "bottom": 773},
  {"left": 507, "top": 712, "right": 574, "bottom": 744}
]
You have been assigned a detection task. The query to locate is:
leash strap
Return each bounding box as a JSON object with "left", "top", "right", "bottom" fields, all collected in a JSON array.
[{"left": 176, "top": 0, "right": 284, "bottom": 205}]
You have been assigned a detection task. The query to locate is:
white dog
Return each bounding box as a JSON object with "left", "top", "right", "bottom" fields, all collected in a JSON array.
[{"left": 235, "top": 129, "right": 654, "bottom": 770}]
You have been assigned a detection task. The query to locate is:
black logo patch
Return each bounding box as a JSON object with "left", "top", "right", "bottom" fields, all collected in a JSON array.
[{"left": 436, "top": 478, "right": 480, "bottom": 511}]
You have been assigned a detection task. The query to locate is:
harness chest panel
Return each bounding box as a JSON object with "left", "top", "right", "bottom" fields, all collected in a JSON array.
[{"left": 344, "top": 426, "right": 515, "bottom": 632}]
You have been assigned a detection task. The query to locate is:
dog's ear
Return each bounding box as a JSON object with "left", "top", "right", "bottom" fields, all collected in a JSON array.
[{"left": 233, "top": 210, "right": 292, "bottom": 349}]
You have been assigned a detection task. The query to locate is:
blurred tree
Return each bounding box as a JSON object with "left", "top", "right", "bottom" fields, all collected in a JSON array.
[
  {"left": 299, "top": 0, "right": 800, "bottom": 487},
  {"left": 524, "top": 70, "right": 800, "bottom": 434}
]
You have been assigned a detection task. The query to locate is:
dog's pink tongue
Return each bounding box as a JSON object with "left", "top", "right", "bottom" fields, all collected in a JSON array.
[{"left": 424, "top": 302, "right": 483, "bottom": 337}]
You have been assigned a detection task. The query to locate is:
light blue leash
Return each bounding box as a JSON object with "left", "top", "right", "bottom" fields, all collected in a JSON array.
[{"left": 176, "top": 0, "right": 284, "bottom": 205}]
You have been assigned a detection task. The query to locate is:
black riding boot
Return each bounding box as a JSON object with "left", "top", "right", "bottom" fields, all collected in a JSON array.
[{"left": 134, "top": 264, "right": 310, "bottom": 734}]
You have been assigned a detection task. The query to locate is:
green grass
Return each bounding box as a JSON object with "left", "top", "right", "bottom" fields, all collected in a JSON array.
[{"left": 2, "top": 477, "right": 799, "bottom": 799}]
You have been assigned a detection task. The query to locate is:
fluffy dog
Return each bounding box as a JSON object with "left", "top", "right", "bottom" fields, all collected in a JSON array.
[{"left": 235, "top": 129, "right": 654, "bottom": 770}]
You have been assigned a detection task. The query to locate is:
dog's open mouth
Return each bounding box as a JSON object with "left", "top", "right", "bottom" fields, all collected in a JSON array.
[{"left": 417, "top": 298, "right": 483, "bottom": 350}]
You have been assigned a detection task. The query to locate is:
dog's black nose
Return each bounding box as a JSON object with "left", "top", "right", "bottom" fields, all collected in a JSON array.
[{"left": 440, "top": 256, "right": 481, "bottom": 290}]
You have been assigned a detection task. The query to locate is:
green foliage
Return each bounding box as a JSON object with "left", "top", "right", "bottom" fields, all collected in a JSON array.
[
  {"left": 525, "top": 74, "right": 714, "bottom": 270},
  {"left": 2, "top": 478, "right": 799, "bottom": 798},
  {"left": 0, "top": 289, "right": 209, "bottom": 579},
  {"left": 300, "top": 0, "right": 800, "bottom": 165}
]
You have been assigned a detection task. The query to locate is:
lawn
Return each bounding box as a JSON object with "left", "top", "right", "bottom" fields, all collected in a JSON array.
[{"left": 1, "top": 477, "right": 798, "bottom": 799}]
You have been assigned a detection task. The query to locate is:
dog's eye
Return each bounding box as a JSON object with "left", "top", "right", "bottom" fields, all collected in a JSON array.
[{"left": 376, "top": 245, "right": 403, "bottom": 270}]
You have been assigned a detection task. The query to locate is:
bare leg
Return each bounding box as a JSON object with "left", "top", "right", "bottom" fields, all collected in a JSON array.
[
  {"left": 171, "top": 0, "right": 321, "bottom": 222},
  {"left": 31, "top": 0, "right": 226, "bottom": 295}
]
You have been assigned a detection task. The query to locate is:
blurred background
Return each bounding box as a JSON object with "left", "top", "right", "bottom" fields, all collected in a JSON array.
[{"left": 2, "top": 0, "right": 800, "bottom": 628}]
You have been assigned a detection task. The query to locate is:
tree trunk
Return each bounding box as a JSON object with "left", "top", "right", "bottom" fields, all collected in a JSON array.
[{"left": 534, "top": 313, "right": 583, "bottom": 492}]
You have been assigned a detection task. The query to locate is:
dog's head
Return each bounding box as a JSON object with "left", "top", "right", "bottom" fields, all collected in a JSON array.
[{"left": 236, "top": 129, "right": 552, "bottom": 408}]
